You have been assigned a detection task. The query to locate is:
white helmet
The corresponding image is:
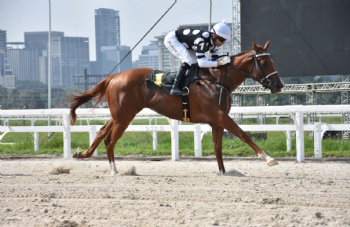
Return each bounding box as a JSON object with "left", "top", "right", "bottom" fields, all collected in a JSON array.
[{"left": 211, "top": 19, "right": 231, "bottom": 40}]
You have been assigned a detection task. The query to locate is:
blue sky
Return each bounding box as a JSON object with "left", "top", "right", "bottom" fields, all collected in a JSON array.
[{"left": 0, "top": 0, "right": 233, "bottom": 61}]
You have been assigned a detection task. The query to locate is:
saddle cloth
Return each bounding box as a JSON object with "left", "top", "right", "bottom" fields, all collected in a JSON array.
[{"left": 145, "top": 64, "right": 198, "bottom": 94}]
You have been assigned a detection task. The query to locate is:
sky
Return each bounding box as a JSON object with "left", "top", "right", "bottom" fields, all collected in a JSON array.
[{"left": 0, "top": 0, "right": 233, "bottom": 61}]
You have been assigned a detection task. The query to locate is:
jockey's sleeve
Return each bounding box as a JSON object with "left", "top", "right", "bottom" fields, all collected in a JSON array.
[
  {"left": 210, "top": 46, "right": 219, "bottom": 59},
  {"left": 196, "top": 52, "right": 218, "bottom": 68}
]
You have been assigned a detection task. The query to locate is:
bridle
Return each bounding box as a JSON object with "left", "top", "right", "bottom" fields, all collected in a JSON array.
[
  {"left": 227, "top": 51, "right": 278, "bottom": 88},
  {"left": 196, "top": 51, "right": 280, "bottom": 105}
]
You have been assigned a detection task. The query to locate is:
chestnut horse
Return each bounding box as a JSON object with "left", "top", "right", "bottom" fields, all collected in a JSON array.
[{"left": 70, "top": 41, "right": 284, "bottom": 175}]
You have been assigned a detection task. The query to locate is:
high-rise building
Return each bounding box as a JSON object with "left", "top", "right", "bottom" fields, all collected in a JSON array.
[
  {"left": 138, "top": 41, "right": 158, "bottom": 69},
  {"left": 0, "top": 30, "right": 6, "bottom": 77},
  {"left": 101, "top": 45, "right": 131, "bottom": 74},
  {"left": 0, "top": 49, "right": 4, "bottom": 77},
  {"left": 24, "top": 32, "right": 90, "bottom": 87},
  {"left": 52, "top": 36, "right": 90, "bottom": 88},
  {"left": 156, "top": 23, "right": 233, "bottom": 71},
  {"left": 0, "top": 30, "right": 6, "bottom": 53},
  {"left": 0, "top": 30, "right": 15, "bottom": 89},
  {"left": 7, "top": 43, "right": 40, "bottom": 81},
  {"left": 95, "top": 8, "right": 120, "bottom": 73},
  {"left": 24, "top": 31, "right": 64, "bottom": 84},
  {"left": 132, "top": 60, "right": 139, "bottom": 69}
]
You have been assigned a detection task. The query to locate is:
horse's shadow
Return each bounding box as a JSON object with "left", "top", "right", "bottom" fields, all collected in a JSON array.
[{"left": 223, "top": 169, "right": 246, "bottom": 177}]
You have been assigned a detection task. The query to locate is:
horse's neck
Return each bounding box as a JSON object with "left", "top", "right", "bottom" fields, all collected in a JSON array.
[{"left": 225, "top": 51, "right": 254, "bottom": 91}]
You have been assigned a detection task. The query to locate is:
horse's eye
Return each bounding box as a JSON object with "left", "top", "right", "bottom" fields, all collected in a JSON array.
[{"left": 262, "top": 61, "right": 268, "bottom": 67}]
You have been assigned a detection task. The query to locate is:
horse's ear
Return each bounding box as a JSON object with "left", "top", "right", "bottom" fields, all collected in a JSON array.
[
  {"left": 264, "top": 40, "right": 270, "bottom": 51},
  {"left": 252, "top": 41, "right": 258, "bottom": 52}
]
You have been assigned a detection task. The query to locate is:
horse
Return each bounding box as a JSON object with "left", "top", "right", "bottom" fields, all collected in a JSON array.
[{"left": 70, "top": 40, "right": 285, "bottom": 176}]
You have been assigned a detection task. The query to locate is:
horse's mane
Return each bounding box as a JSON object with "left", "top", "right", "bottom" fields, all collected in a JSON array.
[{"left": 230, "top": 50, "right": 251, "bottom": 58}]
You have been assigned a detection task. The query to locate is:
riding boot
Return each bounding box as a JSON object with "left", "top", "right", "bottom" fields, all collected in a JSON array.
[{"left": 170, "top": 62, "right": 191, "bottom": 96}]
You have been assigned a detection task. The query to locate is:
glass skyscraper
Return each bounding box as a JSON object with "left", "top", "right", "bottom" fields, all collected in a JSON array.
[
  {"left": 24, "top": 32, "right": 90, "bottom": 88},
  {"left": 52, "top": 36, "right": 90, "bottom": 87},
  {"left": 95, "top": 8, "right": 120, "bottom": 74}
]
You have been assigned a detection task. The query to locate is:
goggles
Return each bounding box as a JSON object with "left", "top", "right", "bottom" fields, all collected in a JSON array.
[{"left": 217, "top": 36, "right": 226, "bottom": 42}]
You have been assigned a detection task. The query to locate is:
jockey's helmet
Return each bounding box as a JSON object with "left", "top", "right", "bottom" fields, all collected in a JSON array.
[{"left": 211, "top": 20, "right": 231, "bottom": 41}]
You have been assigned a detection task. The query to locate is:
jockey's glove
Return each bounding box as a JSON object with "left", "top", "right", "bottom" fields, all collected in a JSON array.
[{"left": 219, "top": 56, "right": 231, "bottom": 65}]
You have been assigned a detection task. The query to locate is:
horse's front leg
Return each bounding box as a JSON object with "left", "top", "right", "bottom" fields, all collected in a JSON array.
[
  {"left": 216, "top": 113, "right": 278, "bottom": 166},
  {"left": 210, "top": 124, "right": 226, "bottom": 175}
]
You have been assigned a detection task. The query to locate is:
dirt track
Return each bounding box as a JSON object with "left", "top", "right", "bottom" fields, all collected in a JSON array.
[{"left": 1, "top": 158, "right": 350, "bottom": 226}]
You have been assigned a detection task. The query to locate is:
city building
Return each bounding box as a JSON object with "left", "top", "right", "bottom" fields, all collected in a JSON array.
[
  {"left": 0, "top": 30, "right": 6, "bottom": 51},
  {"left": 0, "top": 49, "right": 4, "bottom": 77},
  {"left": 101, "top": 45, "right": 131, "bottom": 74},
  {"left": 138, "top": 41, "right": 158, "bottom": 69},
  {"left": 0, "top": 30, "right": 15, "bottom": 89},
  {"left": 156, "top": 23, "right": 233, "bottom": 71},
  {"left": 51, "top": 36, "right": 90, "bottom": 87},
  {"left": 24, "top": 31, "right": 64, "bottom": 84},
  {"left": 132, "top": 60, "right": 139, "bottom": 69},
  {"left": 89, "top": 61, "right": 98, "bottom": 74},
  {"left": 95, "top": 8, "right": 120, "bottom": 74},
  {"left": 7, "top": 42, "right": 40, "bottom": 81},
  {"left": 24, "top": 32, "right": 90, "bottom": 87},
  {"left": 0, "top": 30, "right": 5, "bottom": 77},
  {"left": 1, "top": 57, "right": 15, "bottom": 89}
]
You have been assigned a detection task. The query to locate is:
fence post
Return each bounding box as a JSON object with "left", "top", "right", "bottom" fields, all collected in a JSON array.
[
  {"left": 34, "top": 132, "right": 39, "bottom": 151},
  {"left": 170, "top": 119, "right": 179, "bottom": 161},
  {"left": 63, "top": 114, "right": 71, "bottom": 159},
  {"left": 31, "top": 119, "right": 39, "bottom": 151},
  {"left": 89, "top": 125, "right": 97, "bottom": 156},
  {"left": 286, "top": 130, "right": 292, "bottom": 151},
  {"left": 295, "top": 112, "right": 305, "bottom": 162},
  {"left": 194, "top": 124, "right": 202, "bottom": 157},
  {"left": 314, "top": 122, "right": 322, "bottom": 158},
  {"left": 151, "top": 118, "right": 157, "bottom": 150}
]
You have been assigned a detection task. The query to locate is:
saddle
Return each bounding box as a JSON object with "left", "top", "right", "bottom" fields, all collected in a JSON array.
[{"left": 145, "top": 64, "right": 199, "bottom": 94}]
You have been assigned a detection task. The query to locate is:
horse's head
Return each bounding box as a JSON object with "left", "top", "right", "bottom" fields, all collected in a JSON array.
[{"left": 250, "top": 41, "right": 284, "bottom": 94}]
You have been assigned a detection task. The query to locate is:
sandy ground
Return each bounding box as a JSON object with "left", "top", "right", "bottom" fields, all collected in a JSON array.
[{"left": 1, "top": 158, "right": 350, "bottom": 227}]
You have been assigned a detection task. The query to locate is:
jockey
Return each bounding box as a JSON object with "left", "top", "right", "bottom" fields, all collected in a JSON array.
[{"left": 164, "top": 20, "right": 232, "bottom": 95}]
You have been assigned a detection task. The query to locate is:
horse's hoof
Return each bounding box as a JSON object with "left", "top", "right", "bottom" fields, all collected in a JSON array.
[
  {"left": 267, "top": 158, "right": 278, "bottom": 166},
  {"left": 110, "top": 171, "right": 118, "bottom": 176},
  {"left": 72, "top": 152, "right": 79, "bottom": 158}
]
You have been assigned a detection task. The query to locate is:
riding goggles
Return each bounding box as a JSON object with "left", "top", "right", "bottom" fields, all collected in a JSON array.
[{"left": 217, "top": 36, "right": 226, "bottom": 42}]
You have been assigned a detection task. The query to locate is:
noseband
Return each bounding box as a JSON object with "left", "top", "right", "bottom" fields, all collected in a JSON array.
[{"left": 228, "top": 51, "right": 278, "bottom": 88}]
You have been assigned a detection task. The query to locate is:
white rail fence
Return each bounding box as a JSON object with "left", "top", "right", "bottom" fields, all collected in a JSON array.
[{"left": 1, "top": 105, "right": 349, "bottom": 162}]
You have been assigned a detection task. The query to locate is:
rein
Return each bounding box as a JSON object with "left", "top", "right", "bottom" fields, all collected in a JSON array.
[{"left": 195, "top": 51, "right": 278, "bottom": 105}]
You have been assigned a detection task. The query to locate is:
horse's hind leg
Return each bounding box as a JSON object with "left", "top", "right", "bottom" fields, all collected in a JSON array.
[
  {"left": 106, "top": 113, "right": 137, "bottom": 176},
  {"left": 210, "top": 124, "right": 226, "bottom": 175},
  {"left": 73, "top": 119, "right": 113, "bottom": 159}
]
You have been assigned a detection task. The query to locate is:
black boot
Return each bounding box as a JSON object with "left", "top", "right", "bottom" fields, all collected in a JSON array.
[{"left": 170, "top": 63, "right": 191, "bottom": 96}]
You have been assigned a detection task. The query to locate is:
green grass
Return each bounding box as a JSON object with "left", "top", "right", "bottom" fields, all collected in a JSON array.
[{"left": 1, "top": 117, "right": 349, "bottom": 157}]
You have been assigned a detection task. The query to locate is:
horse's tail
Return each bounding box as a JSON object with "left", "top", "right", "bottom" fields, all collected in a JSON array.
[{"left": 69, "top": 74, "right": 116, "bottom": 125}]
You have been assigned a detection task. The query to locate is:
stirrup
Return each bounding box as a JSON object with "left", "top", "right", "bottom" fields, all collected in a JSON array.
[
  {"left": 181, "top": 87, "right": 190, "bottom": 96},
  {"left": 170, "top": 88, "right": 185, "bottom": 96}
]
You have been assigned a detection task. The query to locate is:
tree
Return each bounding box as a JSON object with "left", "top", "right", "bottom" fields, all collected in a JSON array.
[
  {"left": 8, "top": 89, "right": 22, "bottom": 109},
  {"left": 21, "top": 91, "right": 45, "bottom": 109},
  {"left": 15, "top": 80, "right": 47, "bottom": 90}
]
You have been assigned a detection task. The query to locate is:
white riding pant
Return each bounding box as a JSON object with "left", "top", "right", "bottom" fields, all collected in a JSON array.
[{"left": 164, "top": 31, "right": 197, "bottom": 66}]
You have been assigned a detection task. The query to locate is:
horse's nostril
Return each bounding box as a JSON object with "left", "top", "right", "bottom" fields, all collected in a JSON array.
[{"left": 276, "top": 83, "right": 284, "bottom": 88}]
